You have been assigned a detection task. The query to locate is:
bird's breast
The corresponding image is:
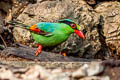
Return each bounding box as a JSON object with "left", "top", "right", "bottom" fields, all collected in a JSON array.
[{"left": 31, "top": 32, "right": 70, "bottom": 47}]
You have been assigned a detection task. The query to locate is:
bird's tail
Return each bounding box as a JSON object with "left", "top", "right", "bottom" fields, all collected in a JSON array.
[{"left": 8, "top": 20, "right": 30, "bottom": 29}]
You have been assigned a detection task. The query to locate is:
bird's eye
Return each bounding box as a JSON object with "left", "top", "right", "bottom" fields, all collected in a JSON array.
[{"left": 70, "top": 24, "right": 76, "bottom": 29}]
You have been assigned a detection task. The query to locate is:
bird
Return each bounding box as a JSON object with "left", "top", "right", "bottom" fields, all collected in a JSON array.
[{"left": 14, "top": 19, "right": 85, "bottom": 56}]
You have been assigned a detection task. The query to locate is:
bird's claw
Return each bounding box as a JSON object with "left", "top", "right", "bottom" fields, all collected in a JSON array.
[
  {"left": 35, "top": 44, "right": 42, "bottom": 56},
  {"left": 59, "top": 52, "right": 67, "bottom": 56}
]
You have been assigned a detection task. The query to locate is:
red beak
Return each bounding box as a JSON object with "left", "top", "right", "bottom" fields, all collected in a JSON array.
[{"left": 74, "top": 30, "right": 85, "bottom": 39}]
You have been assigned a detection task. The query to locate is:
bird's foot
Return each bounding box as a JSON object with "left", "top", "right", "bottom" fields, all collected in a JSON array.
[
  {"left": 35, "top": 44, "right": 42, "bottom": 56},
  {"left": 59, "top": 52, "right": 66, "bottom": 56}
]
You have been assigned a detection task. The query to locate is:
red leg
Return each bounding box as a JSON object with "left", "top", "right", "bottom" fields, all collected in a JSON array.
[{"left": 35, "top": 44, "right": 42, "bottom": 56}]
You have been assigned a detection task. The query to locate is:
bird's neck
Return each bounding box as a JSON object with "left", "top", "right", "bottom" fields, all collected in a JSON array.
[{"left": 62, "top": 24, "right": 74, "bottom": 35}]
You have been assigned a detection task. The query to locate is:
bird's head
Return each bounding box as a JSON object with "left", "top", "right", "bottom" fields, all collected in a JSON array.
[{"left": 58, "top": 19, "right": 85, "bottom": 39}]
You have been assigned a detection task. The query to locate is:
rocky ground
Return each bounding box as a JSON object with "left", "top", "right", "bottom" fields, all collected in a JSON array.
[
  {"left": 0, "top": 60, "right": 120, "bottom": 80},
  {"left": 0, "top": 0, "right": 120, "bottom": 80}
]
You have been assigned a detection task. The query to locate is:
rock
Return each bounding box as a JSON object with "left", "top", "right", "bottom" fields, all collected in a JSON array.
[
  {"left": 71, "top": 0, "right": 101, "bottom": 58},
  {"left": 0, "top": 1, "right": 11, "bottom": 13},
  {"left": 72, "top": 62, "right": 104, "bottom": 79},
  {"left": 0, "top": 67, "right": 17, "bottom": 80},
  {"left": 51, "top": 0, "right": 99, "bottom": 58},
  {"left": 48, "top": 72, "right": 71, "bottom": 80},
  {"left": 0, "top": 11, "right": 4, "bottom": 34},
  {"left": 21, "top": 65, "right": 51, "bottom": 80},
  {"left": 0, "top": 0, "right": 29, "bottom": 24},
  {"left": 95, "top": 2, "right": 120, "bottom": 57},
  {"left": 72, "top": 65, "right": 87, "bottom": 78},
  {"left": 80, "top": 76, "right": 110, "bottom": 80},
  {"left": 13, "top": 27, "right": 31, "bottom": 44},
  {"left": 14, "top": 0, "right": 102, "bottom": 58},
  {"left": 0, "top": 62, "right": 112, "bottom": 80},
  {"left": 86, "top": 62, "right": 104, "bottom": 76},
  {"left": 17, "top": 0, "right": 73, "bottom": 25},
  {"left": 51, "top": 68, "right": 63, "bottom": 74},
  {"left": 21, "top": 65, "right": 71, "bottom": 80}
]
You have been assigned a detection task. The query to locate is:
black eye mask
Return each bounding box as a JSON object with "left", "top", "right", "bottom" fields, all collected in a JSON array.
[{"left": 59, "top": 20, "right": 77, "bottom": 30}]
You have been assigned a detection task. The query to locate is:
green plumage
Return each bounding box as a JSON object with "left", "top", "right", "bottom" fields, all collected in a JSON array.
[
  {"left": 31, "top": 22, "right": 74, "bottom": 47},
  {"left": 27, "top": 19, "right": 81, "bottom": 47}
]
